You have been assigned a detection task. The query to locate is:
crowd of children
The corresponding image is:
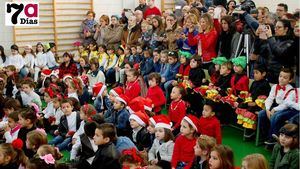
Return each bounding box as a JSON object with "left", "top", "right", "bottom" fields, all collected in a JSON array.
[{"left": 0, "top": 0, "right": 299, "bottom": 168}]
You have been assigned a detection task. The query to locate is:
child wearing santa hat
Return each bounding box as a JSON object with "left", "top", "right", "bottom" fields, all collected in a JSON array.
[
  {"left": 112, "top": 94, "right": 131, "bottom": 137},
  {"left": 129, "top": 111, "right": 152, "bottom": 151},
  {"left": 148, "top": 115, "right": 174, "bottom": 169},
  {"left": 102, "top": 86, "right": 124, "bottom": 123},
  {"left": 67, "top": 77, "right": 83, "bottom": 102},
  {"left": 92, "top": 82, "right": 107, "bottom": 113},
  {"left": 171, "top": 114, "right": 200, "bottom": 169}
]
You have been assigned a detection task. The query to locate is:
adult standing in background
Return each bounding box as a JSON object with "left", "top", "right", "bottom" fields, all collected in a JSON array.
[
  {"left": 103, "top": 15, "right": 123, "bottom": 51},
  {"left": 135, "top": 0, "right": 148, "bottom": 14},
  {"left": 80, "top": 11, "right": 99, "bottom": 46},
  {"left": 94, "top": 15, "right": 110, "bottom": 46},
  {"left": 144, "top": 0, "right": 161, "bottom": 19}
]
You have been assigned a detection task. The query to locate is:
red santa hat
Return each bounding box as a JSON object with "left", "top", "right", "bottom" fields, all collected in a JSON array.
[
  {"left": 63, "top": 74, "right": 73, "bottom": 82},
  {"left": 154, "top": 115, "right": 172, "bottom": 130},
  {"left": 182, "top": 115, "right": 201, "bottom": 133},
  {"left": 127, "top": 96, "right": 145, "bottom": 114},
  {"left": 115, "top": 94, "right": 129, "bottom": 105},
  {"left": 129, "top": 111, "right": 149, "bottom": 127},
  {"left": 109, "top": 86, "right": 124, "bottom": 97},
  {"left": 92, "top": 82, "right": 106, "bottom": 99},
  {"left": 50, "top": 69, "right": 59, "bottom": 78},
  {"left": 79, "top": 75, "right": 89, "bottom": 87},
  {"left": 41, "top": 69, "right": 52, "bottom": 77},
  {"left": 143, "top": 97, "right": 153, "bottom": 112}
]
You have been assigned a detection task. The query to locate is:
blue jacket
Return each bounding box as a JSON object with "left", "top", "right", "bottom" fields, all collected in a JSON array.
[
  {"left": 165, "top": 62, "right": 180, "bottom": 81},
  {"left": 113, "top": 108, "right": 131, "bottom": 137},
  {"left": 160, "top": 63, "right": 170, "bottom": 78},
  {"left": 140, "top": 57, "right": 154, "bottom": 76},
  {"left": 154, "top": 61, "right": 161, "bottom": 72}
]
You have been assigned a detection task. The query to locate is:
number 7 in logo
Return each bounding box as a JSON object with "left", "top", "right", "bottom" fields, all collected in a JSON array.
[{"left": 6, "top": 3, "right": 24, "bottom": 24}]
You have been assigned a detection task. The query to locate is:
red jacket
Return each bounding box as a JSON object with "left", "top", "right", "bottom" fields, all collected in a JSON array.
[
  {"left": 187, "top": 28, "right": 218, "bottom": 63},
  {"left": 146, "top": 85, "right": 166, "bottom": 113},
  {"left": 199, "top": 116, "right": 222, "bottom": 144},
  {"left": 230, "top": 74, "right": 249, "bottom": 95},
  {"left": 144, "top": 6, "right": 161, "bottom": 19},
  {"left": 168, "top": 99, "right": 186, "bottom": 129},
  {"left": 171, "top": 135, "right": 196, "bottom": 169},
  {"left": 178, "top": 64, "right": 191, "bottom": 79},
  {"left": 125, "top": 79, "right": 141, "bottom": 101},
  {"left": 59, "top": 62, "right": 78, "bottom": 78}
]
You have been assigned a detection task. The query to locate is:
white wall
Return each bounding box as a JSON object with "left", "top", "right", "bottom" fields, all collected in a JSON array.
[
  {"left": 253, "top": 0, "right": 299, "bottom": 14},
  {"left": 0, "top": 1, "right": 14, "bottom": 54}
]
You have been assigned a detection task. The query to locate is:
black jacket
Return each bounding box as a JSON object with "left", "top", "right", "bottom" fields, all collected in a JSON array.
[
  {"left": 250, "top": 79, "right": 271, "bottom": 100},
  {"left": 79, "top": 134, "right": 96, "bottom": 161},
  {"left": 131, "top": 127, "right": 152, "bottom": 151},
  {"left": 58, "top": 112, "right": 81, "bottom": 138},
  {"left": 215, "top": 74, "right": 232, "bottom": 96},
  {"left": 91, "top": 142, "right": 121, "bottom": 169},
  {"left": 18, "top": 125, "right": 36, "bottom": 158}
]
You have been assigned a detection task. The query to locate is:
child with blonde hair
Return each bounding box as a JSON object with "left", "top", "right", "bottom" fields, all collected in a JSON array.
[
  {"left": 241, "top": 153, "right": 268, "bottom": 169},
  {"left": 191, "top": 135, "right": 216, "bottom": 169}
]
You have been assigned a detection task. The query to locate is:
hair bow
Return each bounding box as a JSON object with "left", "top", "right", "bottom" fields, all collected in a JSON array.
[
  {"left": 12, "top": 138, "right": 23, "bottom": 150},
  {"left": 122, "top": 148, "right": 143, "bottom": 163},
  {"left": 40, "top": 154, "right": 55, "bottom": 164}
]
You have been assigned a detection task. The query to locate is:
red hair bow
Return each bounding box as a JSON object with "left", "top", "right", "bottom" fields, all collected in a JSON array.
[
  {"left": 12, "top": 138, "right": 23, "bottom": 150},
  {"left": 122, "top": 148, "right": 143, "bottom": 163}
]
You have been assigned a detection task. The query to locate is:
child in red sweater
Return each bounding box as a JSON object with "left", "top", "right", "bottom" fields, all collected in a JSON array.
[
  {"left": 146, "top": 72, "right": 166, "bottom": 114},
  {"left": 124, "top": 68, "right": 141, "bottom": 101},
  {"left": 199, "top": 100, "right": 222, "bottom": 144},
  {"left": 171, "top": 115, "right": 200, "bottom": 169},
  {"left": 230, "top": 56, "right": 249, "bottom": 95},
  {"left": 168, "top": 86, "right": 186, "bottom": 136}
]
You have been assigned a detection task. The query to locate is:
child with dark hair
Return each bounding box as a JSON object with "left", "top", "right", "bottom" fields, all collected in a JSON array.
[
  {"left": 17, "top": 107, "right": 37, "bottom": 158},
  {"left": 45, "top": 42, "right": 58, "bottom": 69},
  {"left": 92, "top": 123, "right": 121, "bottom": 169},
  {"left": 3, "top": 111, "right": 21, "bottom": 143},
  {"left": 270, "top": 124, "right": 299, "bottom": 169},
  {"left": 20, "top": 78, "right": 42, "bottom": 107},
  {"left": 168, "top": 86, "right": 186, "bottom": 136},
  {"left": 146, "top": 72, "right": 166, "bottom": 114},
  {"left": 49, "top": 99, "right": 81, "bottom": 151},
  {"left": 71, "top": 121, "right": 99, "bottom": 168},
  {"left": 112, "top": 94, "right": 131, "bottom": 137},
  {"left": 199, "top": 100, "right": 222, "bottom": 144},
  {"left": 0, "top": 98, "right": 21, "bottom": 129},
  {"left": 163, "top": 51, "right": 180, "bottom": 100},
  {"left": 87, "top": 57, "right": 105, "bottom": 90},
  {"left": 129, "top": 111, "right": 152, "bottom": 151},
  {"left": 148, "top": 115, "right": 174, "bottom": 168},
  {"left": 4, "top": 44, "right": 24, "bottom": 76},
  {"left": 236, "top": 64, "right": 271, "bottom": 137},
  {"left": 140, "top": 48, "right": 155, "bottom": 82},
  {"left": 125, "top": 68, "right": 141, "bottom": 101},
  {"left": 5, "top": 65, "right": 18, "bottom": 97},
  {"left": 258, "top": 67, "right": 294, "bottom": 145}
]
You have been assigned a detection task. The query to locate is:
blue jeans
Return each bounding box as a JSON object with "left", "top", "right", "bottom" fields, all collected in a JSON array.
[
  {"left": 49, "top": 135, "right": 72, "bottom": 151},
  {"left": 258, "top": 109, "right": 299, "bottom": 139},
  {"left": 19, "top": 67, "right": 28, "bottom": 78}
]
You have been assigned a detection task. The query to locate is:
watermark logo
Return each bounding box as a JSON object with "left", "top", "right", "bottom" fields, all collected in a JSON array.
[{"left": 5, "top": 2, "right": 39, "bottom": 26}]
